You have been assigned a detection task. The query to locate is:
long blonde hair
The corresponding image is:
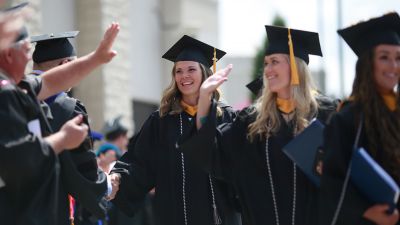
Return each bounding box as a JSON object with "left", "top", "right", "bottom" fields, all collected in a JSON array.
[
  {"left": 159, "top": 62, "right": 221, "bottom": 117},
  {"left": 247, "top": 56, "right": 318, "bottom": 141}
]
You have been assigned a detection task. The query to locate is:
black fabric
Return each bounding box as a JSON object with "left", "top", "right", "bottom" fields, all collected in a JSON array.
[
  {"left": 246, "top": 76, "right": 263, "bottom": 96},
  {"left": 31, "top": 31, "right": 78, "bottom": 63},
  {"left": 264, "top": 25, "right": 323, "bottom": 64},
  {"left": 319, "top": 102, "right": 400, "bottom": 225},
  {"left": 111, "top": 102, "right": 241, "bottom": 225},
  {"left": 338, "top": 12, "right": 400, "bottom": 57},
  {"left": 162, "top": 35, "right": 226, "bottom": 68},
  {"left": 0, "top": 73, "right": 58, "bottom": 225},
  {"left": 179, "top": 97, "right": 337, "bottom": 225},
  {"left": 45, "top": 92, "right": 108, "bottom": 220}
]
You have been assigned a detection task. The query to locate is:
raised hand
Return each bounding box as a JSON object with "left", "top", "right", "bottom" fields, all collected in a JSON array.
[
  {"left": 196, "top": 64, "right": 233, "bottom": 129},
  {"left": 93, "top": 22, "right": 120, "bottom": 64},
  {"left": 200, "top": 64, "right": 233, "bottom": 98}
]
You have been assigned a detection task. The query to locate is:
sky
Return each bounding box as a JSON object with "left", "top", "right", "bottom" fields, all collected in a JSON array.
[{"left": 218, "top": 0, "right": 400, "bottom": 97}]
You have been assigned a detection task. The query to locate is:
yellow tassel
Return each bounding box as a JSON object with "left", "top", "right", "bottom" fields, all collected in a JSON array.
[
  {"left": 213, "top": 48, "right": 217, "bottom": 73},
  {"left": 288, "top": 28, "right": 299, "bottom": 85}
]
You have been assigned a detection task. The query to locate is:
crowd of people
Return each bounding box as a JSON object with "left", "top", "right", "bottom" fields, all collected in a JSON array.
[{"left": 0, "top": 1, "right": 399, "bottom": 225}]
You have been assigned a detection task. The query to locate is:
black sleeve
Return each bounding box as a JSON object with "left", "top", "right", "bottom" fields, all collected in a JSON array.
[
  {"left": 24, "top": 74, "right": 43, "bottom": 96},
  {"left": 110, "top": 113, "right": 159, "bottom": 216},
  {"left": 52, "top": 96, "right": 108, "bottom": 219},
  {"left": 318, "top": 108, "right": 371, "bottom": 225},
  {"left": 0, "top": 86, "right": 56, "bottom": 189},
  {"left": 178, "top": 100, "right": 237, "bottom": 182},
  {"left": 316, "top": 94, "right": 340, "bottom": 125}
]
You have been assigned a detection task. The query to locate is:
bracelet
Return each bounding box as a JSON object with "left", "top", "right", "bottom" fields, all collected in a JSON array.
[{"left": 199, "top": 116, "right": 208, "bottom": 125}]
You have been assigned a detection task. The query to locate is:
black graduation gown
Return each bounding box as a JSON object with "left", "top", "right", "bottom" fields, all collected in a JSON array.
[
  {"left": 179, "top": 97, "right": 337, "bottom": 225},
  {"left": 319, "top": 102, "right": 400, "bottom": 225},
  {"left": 49, "top": 93, "right": 108, "bottom": 223},
  {"left": 0, "top": 73, "right": 58, "bottom": 225},
  {"left": 111, "top": 103, "right": 241, "bottom": 225},
  {"left": 24, "top": 74, "right": 108, "bottom": 223}
]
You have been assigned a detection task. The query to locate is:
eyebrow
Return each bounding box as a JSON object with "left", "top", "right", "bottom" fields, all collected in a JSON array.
[{"left": 376, "top": 49, "right": 400, "bottom": 55}]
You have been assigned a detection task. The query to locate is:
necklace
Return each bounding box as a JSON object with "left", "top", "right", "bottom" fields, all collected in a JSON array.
[
  {"left": 178, "top": 114, "right": 222, "bottom": 225},
  {"left": 265, "top": 119, "right": 297, "bottom": 225}
]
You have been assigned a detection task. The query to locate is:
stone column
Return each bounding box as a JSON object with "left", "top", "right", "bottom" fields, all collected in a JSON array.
[{"left": 74, "top": 0, "right": 133, "bottom": 132}]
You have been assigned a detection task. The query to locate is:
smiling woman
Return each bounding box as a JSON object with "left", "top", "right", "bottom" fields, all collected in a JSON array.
[
  {"left": 110, "top": 35, "right": 241, "bottom": 225},
  {"left": 320, "top": 12, "right": 400, "bottom": 225},
  {"left": 179, "top": 25, "right": 338, "bottom": 225}
]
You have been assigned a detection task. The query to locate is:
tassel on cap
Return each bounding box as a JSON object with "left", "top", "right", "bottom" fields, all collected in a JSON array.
[
  {"left": 213, "top": 48, "right": 217, "bottom": 73},
  {"left": 288, "top": 28, "right": 300, "bottom": 85}
]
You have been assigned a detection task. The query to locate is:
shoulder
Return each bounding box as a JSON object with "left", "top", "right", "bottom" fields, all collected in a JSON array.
[
  {"left": 140, "top": 110, "right": 163, "bottom": 129},
  {"left": 315, "top": 94, "right": 340, "bottom": 124},
  {"left": 0, "top": 79, "right": 16, "bottom": 93},
  {"left": 22, "top": 75, "right": 42, "bottom": 95},
  {"left": 234, "top": 105, "right": 257, "bottom": 126},
  {"left": 216, "top": 100, "right": 237, "bottom": 122},
  {"left": 329, "top": 100, "right": 359, "bottom": 129},
  {"left": 0, "top": 78, "right": 24, "bottom": 101},
  {"left": 316, "top": 94, "right": 340, "bottom": 111}
]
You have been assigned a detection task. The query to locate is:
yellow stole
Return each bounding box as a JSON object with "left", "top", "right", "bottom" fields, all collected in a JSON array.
[
  {"left": 381, "top": 92, "right": 397, "bottom": 112},
  {"left": 180, "top": 100, "right": 198, "bottom": 116},
  {"left": 276, "top": 98, "right": 296, "bottom": 114}
]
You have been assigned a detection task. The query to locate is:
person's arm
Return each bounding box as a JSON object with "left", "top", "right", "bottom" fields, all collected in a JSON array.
[
  {"left": 37, "top": 23, "right": 119, "bottom": 100},
  {"left": 196, "top": 64, "right": 232, "bottom": 129},
  {"left": 109, "top": 114, "right": 159, "bottom": 216},
  {"left": 319, "top": 110, "right": 374, "bottom": 225}
]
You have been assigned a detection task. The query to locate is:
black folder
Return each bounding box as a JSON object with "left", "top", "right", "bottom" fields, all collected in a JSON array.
[{"left": 283, "top": 119, "right": 324, "bottom": 187}]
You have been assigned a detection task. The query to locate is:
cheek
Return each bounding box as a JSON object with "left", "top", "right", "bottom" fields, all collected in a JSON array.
[
  {"left": 193, "top": 72, "right": 203, "bottom": 84},
  {"left": 279, "top": 65, "right": 291, "bottom": 83}
]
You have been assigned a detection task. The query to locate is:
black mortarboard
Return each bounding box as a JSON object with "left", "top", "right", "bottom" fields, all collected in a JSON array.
[
  {"left": 265, "top": 25, "right": 323, "bottom": 64},
  {"left": 31, "top": 31, "right": 79, "bottom": 63},
  {"left": 1, "top": 2, "right": 29, "bottom": 43},
  {"left": 102, "top": 116, "right": 128, "bottom": 140},
  {"left": 246, "top": 76, "right": 263, "bottom": 95},
  {"left": 162, "top": 35, "right": 226, "bottom": 68},
  {"left": 338, "top": 12, "right": 400, "bottom": 57}
]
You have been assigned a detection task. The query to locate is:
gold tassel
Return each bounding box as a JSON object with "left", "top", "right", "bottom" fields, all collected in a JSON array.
[
  {"left": 213, "top": 48, "right": 217, "bottom": 73},
  {"left": 288, "top": 28, "right": 299, "bottom": 85}
]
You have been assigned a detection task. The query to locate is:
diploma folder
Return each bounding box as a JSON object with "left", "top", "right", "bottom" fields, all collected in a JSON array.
[
  {"left": 350, "top": 147, "right": 400, "bottom": 209},
  {"left": 283, "top": 119, "right": 324, "bottom": 187}
]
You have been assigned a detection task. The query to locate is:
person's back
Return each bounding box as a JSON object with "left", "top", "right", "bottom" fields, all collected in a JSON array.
[{"left": 28, "top": 31, "right": 109, "bottom": 224}]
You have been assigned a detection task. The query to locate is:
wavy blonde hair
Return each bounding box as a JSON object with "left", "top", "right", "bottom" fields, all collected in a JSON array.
[
  {"left": 159, "top": 62, "right": 221, "bottom": 117},
  {"left": 247, "top": 55, "right": 318, "bottom": 141}
]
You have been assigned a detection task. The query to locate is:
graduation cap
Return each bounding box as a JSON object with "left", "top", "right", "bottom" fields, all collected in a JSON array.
[
  {"left": 265, "top": 25, "right": 322, "bottom": 85},
  {"left": 246, "top": 76, "right": 263, "bottom": 95},
  {"left": 265, "top": 26, "right": 322, "bottom": 64},
  {"left": 31, "top": 31, "right": 79, "bottom": 63},
  {"left": 102, "top": 115, "right": 128, "bottom": 140},
  {"left": 162, "top": 35, "right": 226, "bottom": 68},
  {"left": 1, "top": 2, "right": 29, "bottom": 43},
  {"left": 338, "top": 12, "right": 400, "bottom": 57}
]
